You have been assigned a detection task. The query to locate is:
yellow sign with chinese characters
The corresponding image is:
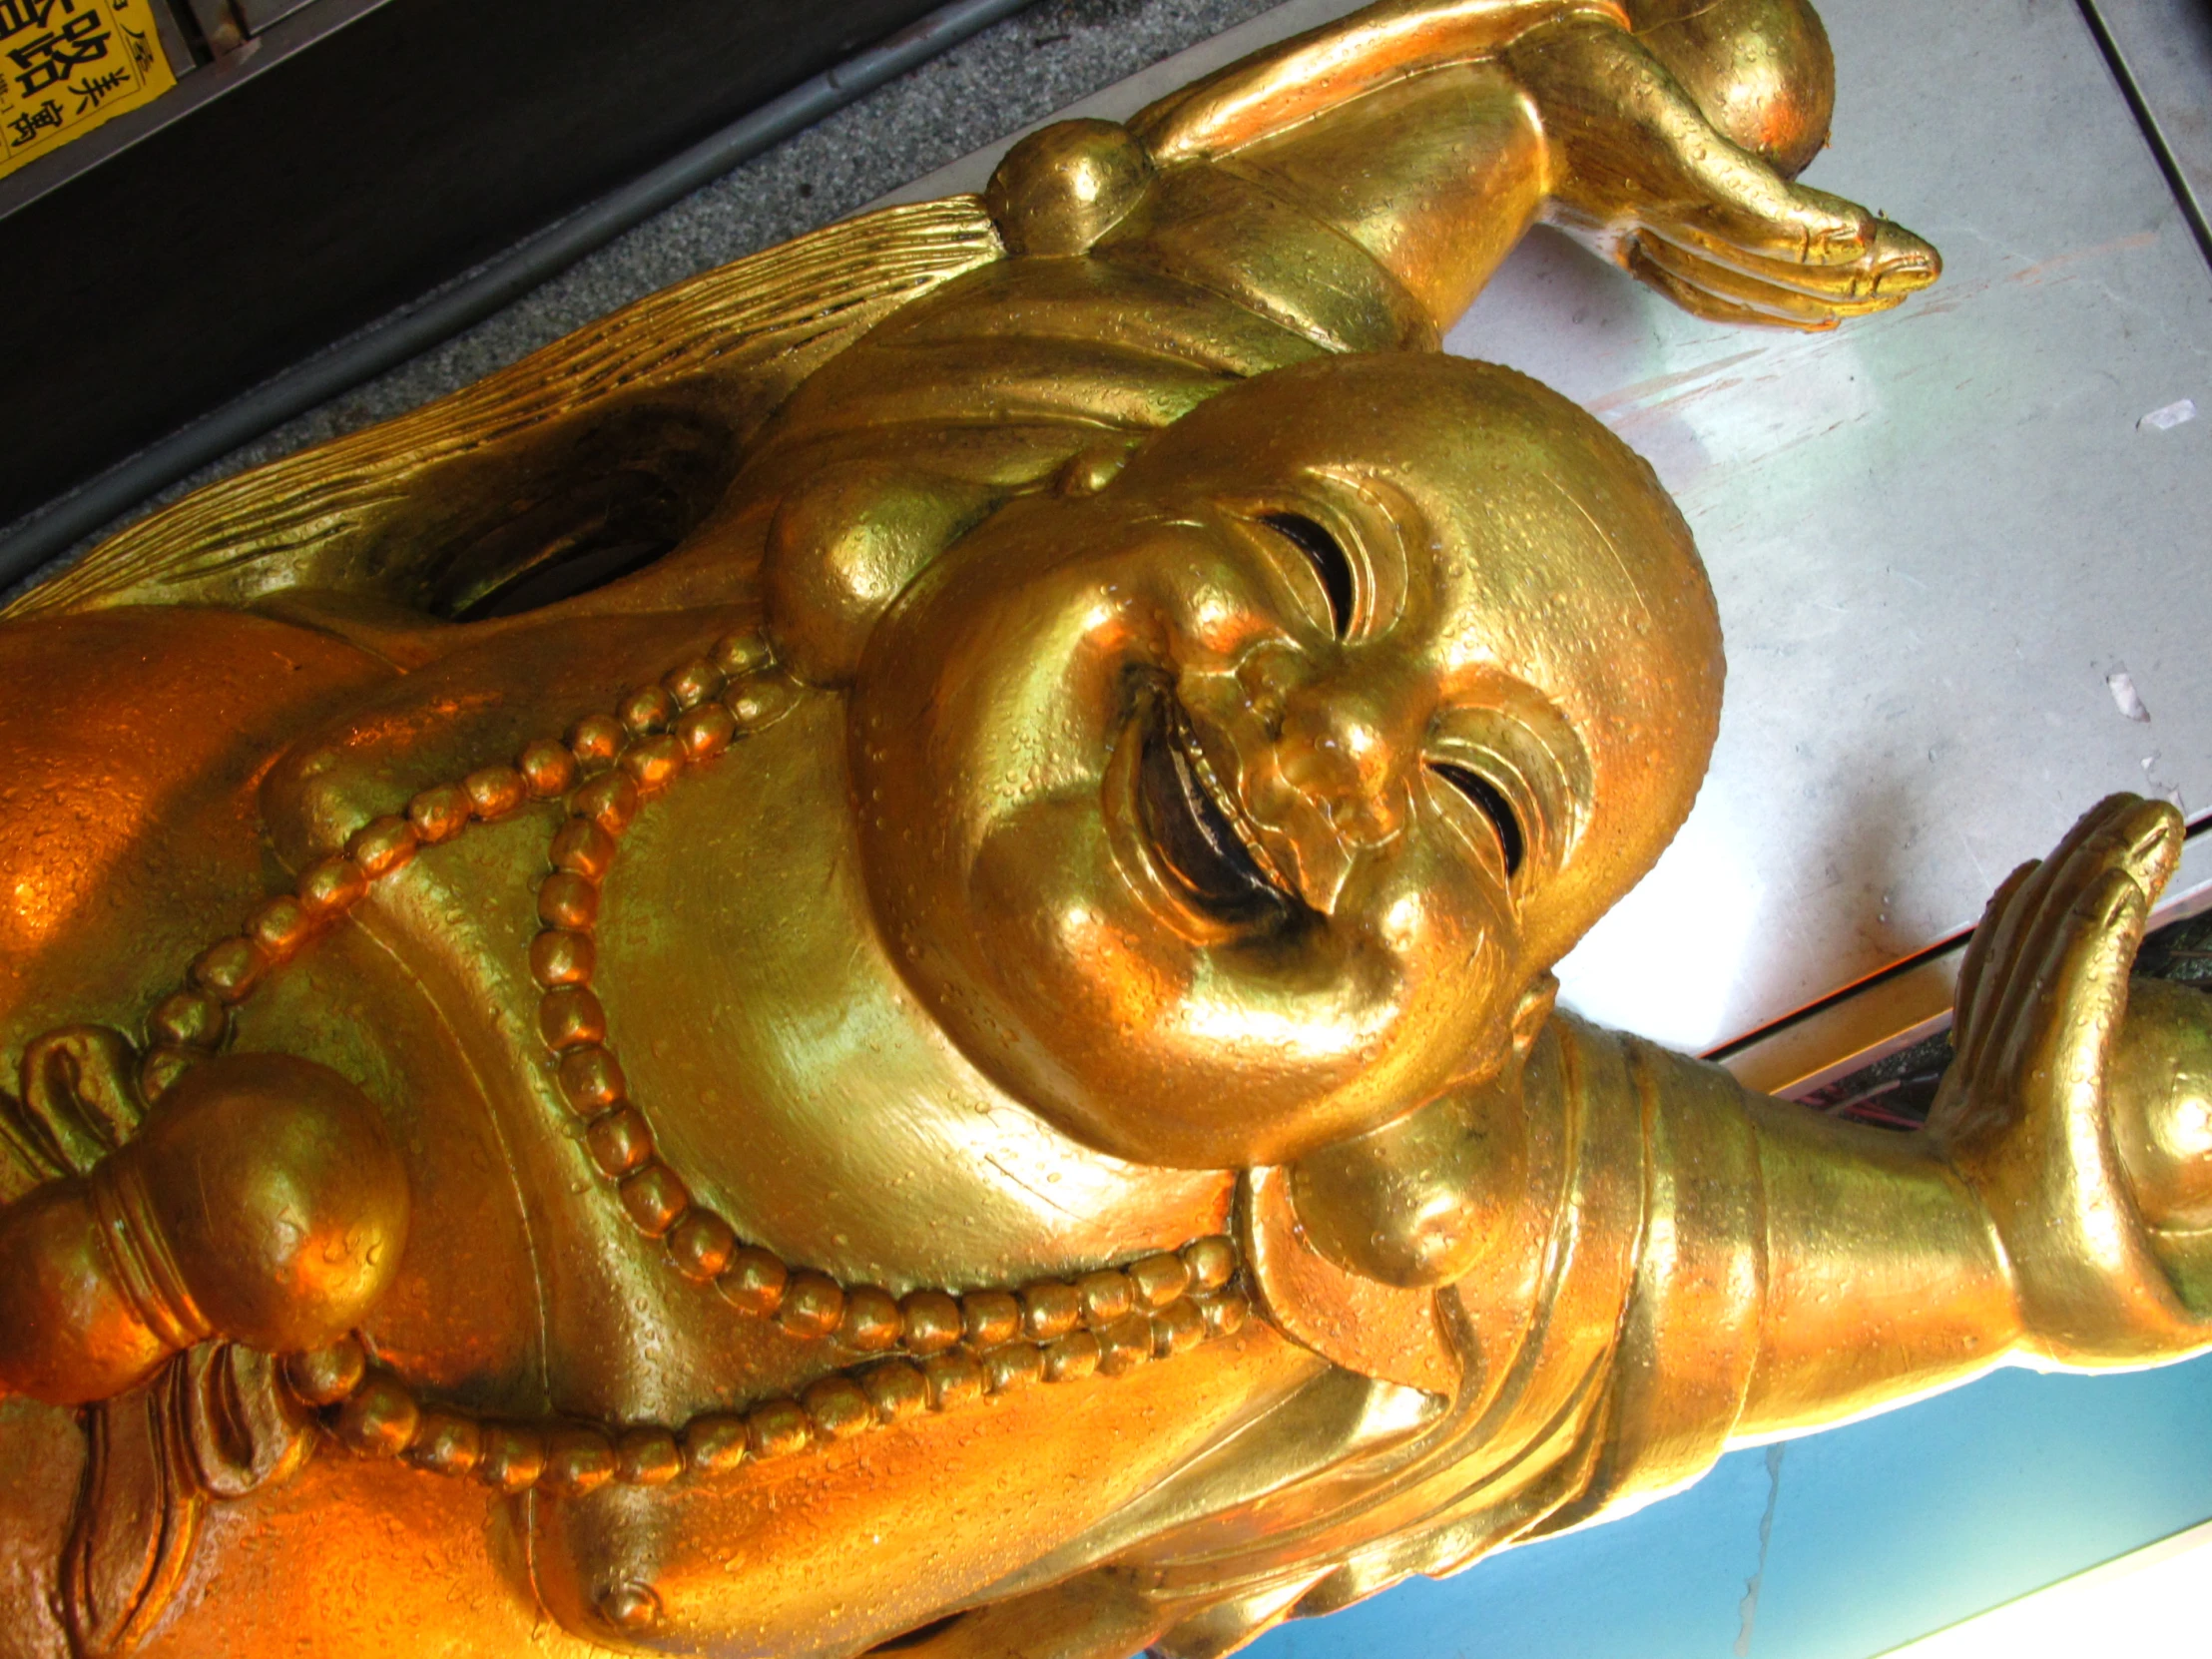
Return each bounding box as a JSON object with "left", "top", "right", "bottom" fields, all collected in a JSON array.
[{"left": 0, "top": 0, "right": 175, "bottom": 180}]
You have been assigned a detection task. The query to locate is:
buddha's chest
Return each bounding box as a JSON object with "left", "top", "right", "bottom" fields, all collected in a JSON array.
[{"left": 588, "top": 697, "right": 1234, "bottom": 1291}]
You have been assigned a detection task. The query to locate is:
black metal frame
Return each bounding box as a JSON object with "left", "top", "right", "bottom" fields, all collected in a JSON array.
[{"left": 0, "top": 0, "right": 992, "bottom": 533}]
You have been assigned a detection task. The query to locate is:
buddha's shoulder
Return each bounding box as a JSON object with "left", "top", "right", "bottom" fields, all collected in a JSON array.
[{"left": 0, "top": 605, "right": 395, "bottom": 1044}]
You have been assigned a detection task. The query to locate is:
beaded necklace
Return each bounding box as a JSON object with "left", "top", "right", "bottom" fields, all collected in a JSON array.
[{"left": 137, "top": 627, "right": 1250, "bottom": 1500}]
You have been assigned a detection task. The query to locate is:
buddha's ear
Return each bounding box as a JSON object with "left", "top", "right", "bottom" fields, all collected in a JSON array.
[{"left": 762, "top": 461, "right": 1000, "bottom": 686}]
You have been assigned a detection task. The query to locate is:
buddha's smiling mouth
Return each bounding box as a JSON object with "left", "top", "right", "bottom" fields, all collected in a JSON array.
[{"left": 1134, "top": 689, "right": 1300, "bottom": 923}]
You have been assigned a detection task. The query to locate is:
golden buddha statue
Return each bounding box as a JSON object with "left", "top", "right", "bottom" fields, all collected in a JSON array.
[{"left": 1, "top": 2, "right": 2207, "bottom": 1656}]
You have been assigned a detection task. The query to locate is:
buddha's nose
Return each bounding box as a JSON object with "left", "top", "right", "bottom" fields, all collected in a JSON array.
[{"left": 1272, "top": 677, "right": 1410, "bottom": 848}]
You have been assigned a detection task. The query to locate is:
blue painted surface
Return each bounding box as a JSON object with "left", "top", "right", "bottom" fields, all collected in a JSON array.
[{"left": 1248, "top": 1353, "right": 2212, "bottom": 1659}]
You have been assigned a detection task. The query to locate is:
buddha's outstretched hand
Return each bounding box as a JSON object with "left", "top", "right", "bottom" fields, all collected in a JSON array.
[
  {"left": 1502, "top": 19, "right": 1938, "bottom": 328},
  {"left": 1927, "top": 795, "right": 2212, "bottom": 1368}
]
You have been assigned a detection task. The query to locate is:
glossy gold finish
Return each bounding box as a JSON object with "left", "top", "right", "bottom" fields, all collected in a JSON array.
[{"left": 1, "top": 4, "right": 2200, "bottom": 1657}]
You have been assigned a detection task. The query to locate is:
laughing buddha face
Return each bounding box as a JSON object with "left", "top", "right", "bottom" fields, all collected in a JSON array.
[{"left": 847, "top": 354, "right": 1724, "bottom": 1169}]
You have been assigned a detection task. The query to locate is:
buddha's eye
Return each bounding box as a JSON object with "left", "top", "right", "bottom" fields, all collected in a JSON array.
[
  {"left": 1262, "top": 512, "right": 1357, "bottom": 639},
  {"left": 1429, "top": 762, "right": 1524, "bottom": 877}
]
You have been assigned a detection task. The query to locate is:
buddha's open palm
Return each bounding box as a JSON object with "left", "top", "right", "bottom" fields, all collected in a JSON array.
[
  {"left": 1929, "top": 795, "right": 2212, "bottom": 1366},
  {"left": 1504, "top": 19, "right": 1939, "bottom": 329}
]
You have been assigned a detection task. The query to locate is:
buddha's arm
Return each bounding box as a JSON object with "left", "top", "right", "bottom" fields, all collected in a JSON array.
[
  {"left": 1731, "top": 1086, "right": 2018, "bottom": 1438},
  {"left": 1629, "top": 795, "right": 2212, "bottom": 1464},
  {"left": 1570, "top": 1032, "right": 2018, "bottom": 1503},
  {"left": 1114, "top": 0, "right": 1936, "bottom": 335}
]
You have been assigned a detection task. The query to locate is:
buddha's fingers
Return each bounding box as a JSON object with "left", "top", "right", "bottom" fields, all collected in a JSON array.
[
  {"left": 1629, "top": 236, "right": 1897, "bottom": 328},
  {"left": 1946, "top": 798, "right": 2178, "bottom": 1111},
  {"left": 2008, "top": 867, "right": 2146, "bottom": 1111},
  {"left": 1934, "top": 871, "right": 2127, "bottom": 1152},
  {"left": 1952, "top": 800, "right": 2134, "bottom": 1082},
  {"left": 1951, "top": 860, "right": 2037, "bottom": 1076},
  {"left": 1660, "top": 176, "right": 1875, "bottom": 272},
  {"left": 1624, "top": 242, "right": 1832, "bottom": 329},
  {"left": 1646, "top": 213, "right": 1940, "bottom": 303},
  {"left": 1977, "top": 799, "right": 2177, "bottom": 1082}
]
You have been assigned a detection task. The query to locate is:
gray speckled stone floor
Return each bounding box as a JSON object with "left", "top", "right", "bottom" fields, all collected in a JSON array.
[{"left": 18, "top": 0, "right": 1275, "bottom": 587}]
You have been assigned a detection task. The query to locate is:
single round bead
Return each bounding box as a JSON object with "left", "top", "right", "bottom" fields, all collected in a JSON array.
[
  {"left": 406, "top": 783, "right": 472, "bottom": 845},
  {"left": 463, "top": 766, "right": 528, "bottom": 822},
  {"left": 619, "top": 734, "right": 686, "bottom": 793},
  {"left": 1196, "top": 1288, "right": 1251, "bottom": 1340},
  {"left": 618, "top": 684, "right": 677, "bottom": 736},
  {"left": 747, "top": 1398, "right": 812, "bottom": 1459},
  {"left": 537, "top": 871, "right": 600, "bottom": 932},
  {"left": 476, "top": 1424, "right": 548, "bottom": 1493},
  {"left": 567, "top": 714, "right": 626, "bottom": 769},
  {"left": 712, "top": 632, "right": 775, "bottom": 680},
  {"left": 674, "top": 704, "right": 736, "bottom": 763},
  {"left": 665, "top": 1208, "right": 738, "bottom": 1283},
  {"left": 777, "top": 1271, "right": 845, "bottom": 1340},
  {"left": 336, "top": 1377, "right": 420, "bottom": 1456},
  {"left": 1096, "top": 1314, "right": 1154, "bottom": 1377},
  {"left": 296, "top": 854, "right": 369, "bottom": 918},
  {"left": 836, "top": 1286, "right": 902, "bottom": 1353},
  {"left": 573, "top": 772, "right": 641, "bottom": 835},
  {"left": 859, "top": 1361, "right": 929, "bottom": 1424},
  {"left": 618, "top": 1163, "right": 691, "bottom": 1238},
  {"left": 1074, "top": 1270, "right": 1134, "bottom": 1328},
  {"left": 149, "top": 988, "right": 228, "bottom": 1051},
  {"left": 542, "top": 1427, "right": 617, "bottom": 1496},
  {"left": 726, "top": 678, "right": 796, "bottom": 733},
  {"left": 345, "top": 816, "right": 419, "bottom": 878},
  {"left": 407, "top": 1409, "right": 484, "bottom": 1477},
  {"left": 1151, "top": 1298, "right": 1207, "bottom": 1359},
  {"left": 246, "top": 894, "right": 312, "bottom": 962},
  {"left": 717, "top": 1247, "right": 789, "bottom": 1318},
  {"left": 1019, "top": 1282, "right": 1080, "bottom": 1344},
  {"left": 960, "top": 1290, "right": 1020, "bottom": 1351},
  {"left": 664, "top": 658, "right": 726, "bottom": 710},
  {"left": 1125, "top": 1252, "right": 1193, "bottom": 1311},
  {"left": 529, "top": 929, "right": 596, "bottom": 988},
  {"left": 556, "top": 1046, "right": 626, "bottom": 1115},
  {"left": 538, "top": 985, "right": 608, "bottom": 1051},
  {"left": 802, "top": 1377, "right": 874, "bottom": 1441},
  {"left": 683, "top": 1412, "right": 750, "bottom": 1475},
  {"left": 1182, "top": 1235, "right": 1238, "bottom": 1294},
  {"left": 191, "top": 936, "right": 269, "bottom": 1004},
  {"left": 283, "top": 1335, "right": 366, "bottom": 1405},
  {"left": 586, "top": 1105, "right": 655, "bottom": 1177},
  {"left": 921, "top": 1352, "right": 984, "bottom": 1412},
  {"left": 518, "top": 739, "right": 580, "bottom": 799},
  {"left": 549, "top": 817, "right": 618, "bottom": 880},
  {"left": 616, "top": 1426, "right": 684, "bottom": 1486},
  {"left": 898, "top": 1290, "right": 963, "bottom": 1357},
  {"left": 984, "top": 1343, "right": 1045, "bottom": 1396},
  {"left": 1042, "top": 1330, "right": 1102, "bottom": 1384}
]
